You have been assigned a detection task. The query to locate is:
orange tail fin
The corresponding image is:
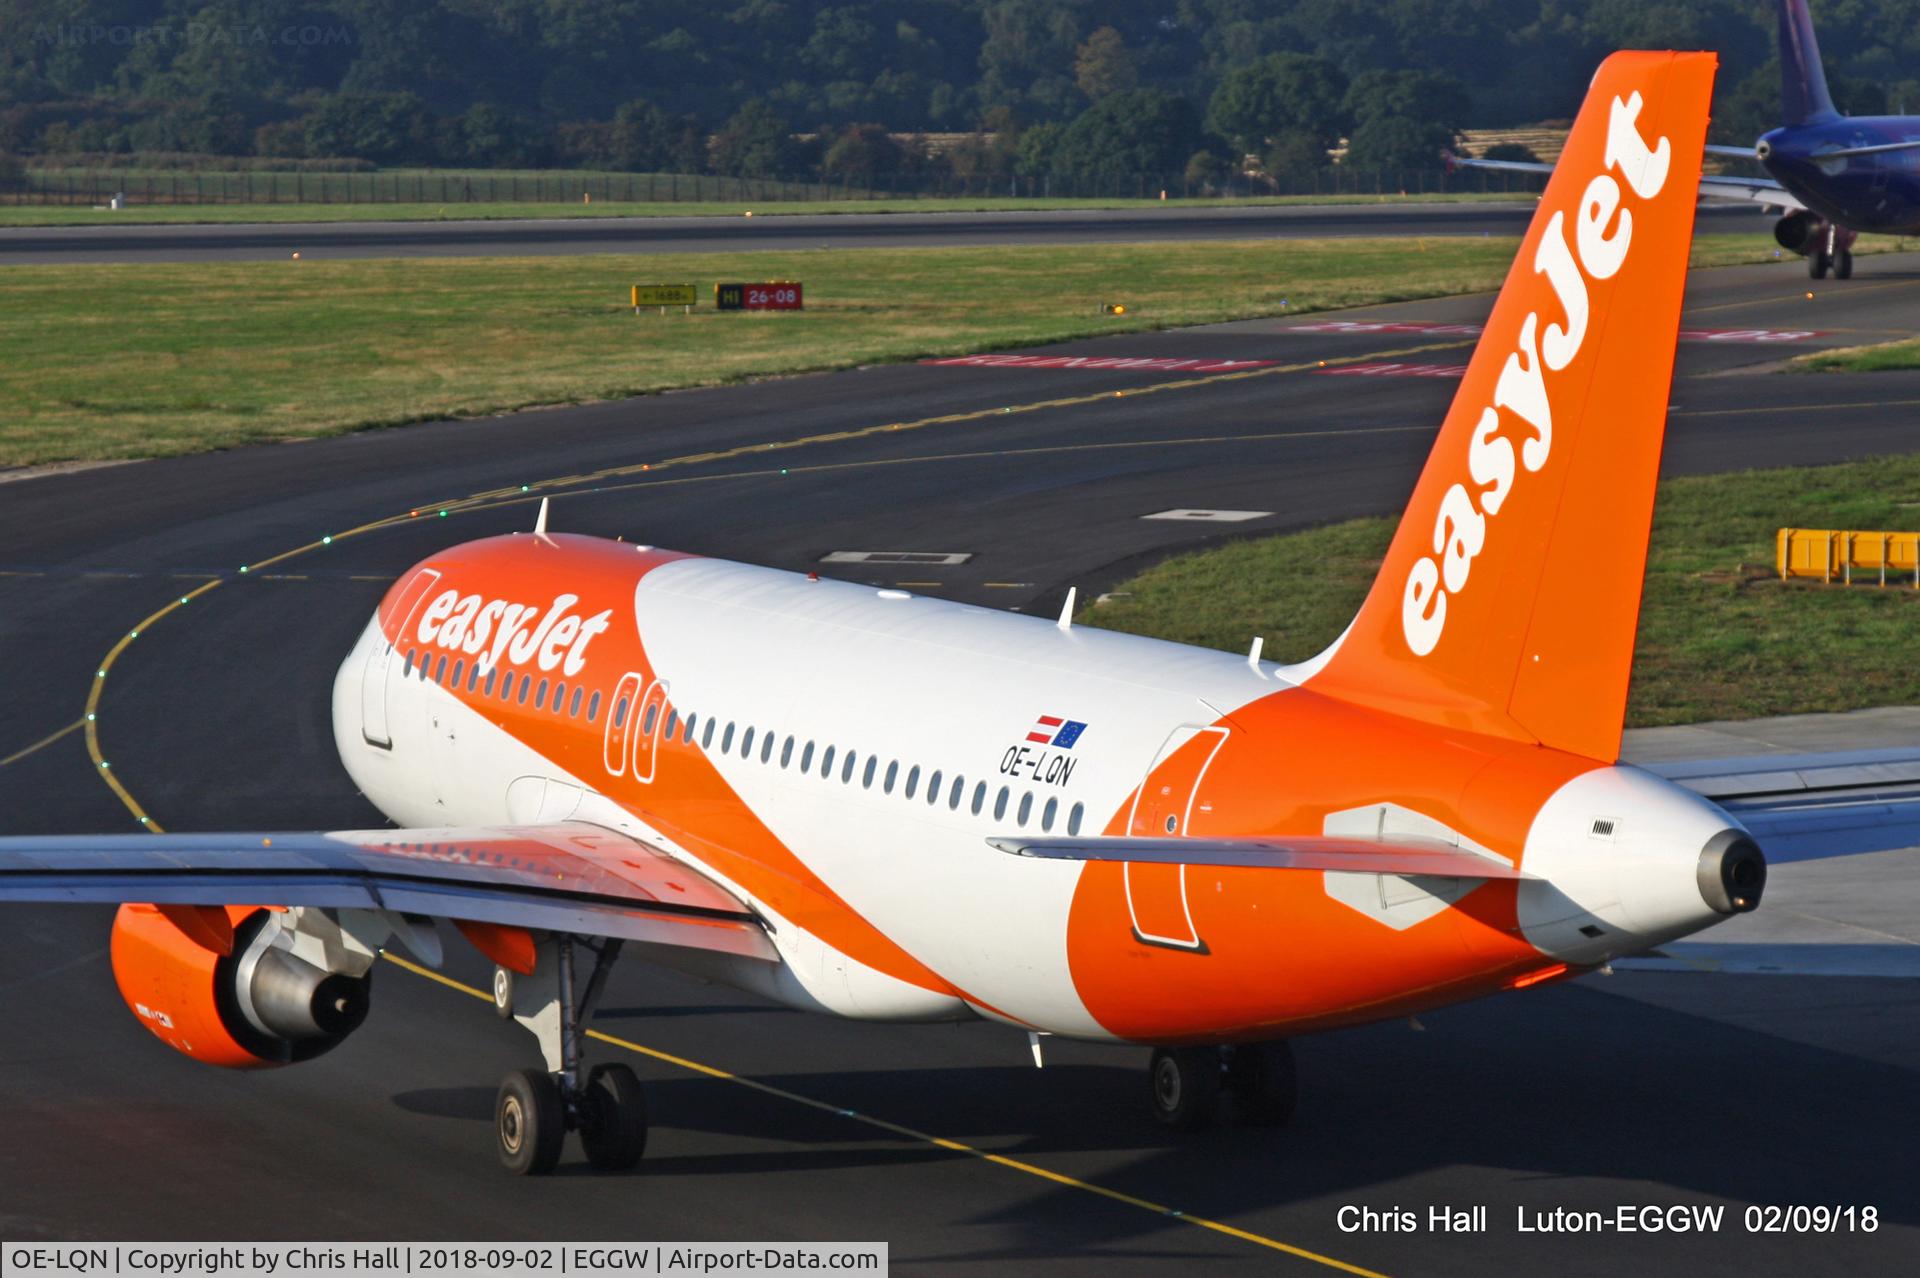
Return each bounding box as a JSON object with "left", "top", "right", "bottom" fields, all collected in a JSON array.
[{"left": 1309, "top": 51, "right": 1717, "bottom": 762}]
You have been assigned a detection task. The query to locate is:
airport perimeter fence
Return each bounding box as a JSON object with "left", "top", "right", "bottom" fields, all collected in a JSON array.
[{"left": 4, "top": 165, "right": 1546, "bottom": 207}]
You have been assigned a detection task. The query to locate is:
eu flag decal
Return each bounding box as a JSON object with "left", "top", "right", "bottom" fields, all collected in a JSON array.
[{"left": 1027, "top": 716, "right": 1087, "bottom": 749}]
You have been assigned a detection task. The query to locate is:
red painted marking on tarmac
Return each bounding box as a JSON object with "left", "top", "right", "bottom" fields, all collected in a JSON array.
[
  {"left": 922, "top": 354, "right": 1278, "bottom": 372},
  {"left": 1315, "top": 362, "right": 1469, "bottom": 379},
  {"left": 1284, "top": 319, "right": 1827, "bottom": 344}
]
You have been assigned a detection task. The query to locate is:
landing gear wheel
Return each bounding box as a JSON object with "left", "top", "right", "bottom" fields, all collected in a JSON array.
[
  {"left": 1809, "top": 249, "right": 1830, "bottom": 279},
  {"left": 1227, "top": 1041, "right": 1297, "bottom": 1128},
  {"left": 496, "top": 1068, "right": 565, "bottom": 1175},
  {"left": 579, "top": 1063, "right": 649, "bottom": 1171},
  {"left": 1836, "top": 248, "right": 1854, "bottom": 280},
  {"left": 1148, "top": 1047, "right": 1221, "bottom": 1131},
  {"left": 492, "top": 966, "right": 515, "bottom": 1020}
]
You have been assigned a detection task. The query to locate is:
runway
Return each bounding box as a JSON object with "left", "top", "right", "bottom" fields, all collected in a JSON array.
[
  {"left": 0, "top": 200, "right": 1774, "bottom": 264},
  {"left": 2, "top": 256, "right": 1918, "bottom": 1273}
]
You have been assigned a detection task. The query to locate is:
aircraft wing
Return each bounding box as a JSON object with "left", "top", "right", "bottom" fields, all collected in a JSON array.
[
  {"left": 990, "top": 834, "right": 1529, "bottom": 879},
  {"left": 1450, "top": 154, "right": 1804, "bottom": 212},
  {"left": 1696, "top": 174, "right": 1803, "bottom": 211},
  {"left": 0, "top": 822, "right": 776, "bottom": 962}
]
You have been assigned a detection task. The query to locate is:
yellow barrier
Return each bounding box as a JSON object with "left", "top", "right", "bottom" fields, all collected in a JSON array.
[{"left": 1777, "top": 528, "right": 1920, "bottom": 586}]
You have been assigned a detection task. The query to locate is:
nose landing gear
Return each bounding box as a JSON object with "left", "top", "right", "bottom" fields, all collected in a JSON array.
[
  {"left": 1147, "top": 1041, "right": 1297, "bottom": 1130},
  {"left": 491, "top": 937, "right": 649, "bottom": 1175}
]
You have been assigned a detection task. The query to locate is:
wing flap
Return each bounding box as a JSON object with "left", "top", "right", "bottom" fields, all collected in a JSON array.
[
  {"left": 0, "top": 824, "right": 776, "bottom": 962},
  {"left": 990, "top": 834, "right": 1528, "bottom": 879}
]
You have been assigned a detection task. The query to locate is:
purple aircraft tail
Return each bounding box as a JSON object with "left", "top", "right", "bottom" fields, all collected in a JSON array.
[{"left": 1778, "top": 0, "right": 1839, "bottom": 125}]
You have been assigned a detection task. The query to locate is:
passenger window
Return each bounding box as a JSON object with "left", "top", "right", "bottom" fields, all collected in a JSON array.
[
  {"left": 1017, "top": 792, "right": 1033, "bottom": 827},
  {"left": 1042, "top": 797, "right": 1058, "bottom": 831},
  {"left": 613, "top": 695, "right": 630, "bottom": 728},
  {"left": 517, "top": 676, "right": 532, "bottom": 705},
  {"left": 760, "top": 732, "right": 775, "bottom": 764},
  {"left": 499, "top": 672, "right": 515, "bottom": 701},
  {"left": 780, "top": 736, "right": 794, "bottom": 768},
  {"left": 949, "top": 776, "right": 964, "bottom": 810},
  {"left": 883, "top": 761, "right": 898, "bottom": 794},
  {"left": 452, "top": 659, "right": 465, "bottom": 688},
  {"left": 800, "top": 741, "right": 814, "bottom": 772},
  {"left": 434, "top": 655, "right": 447, "bottom": 683},
  {"left": 683, "top": 713, "right": 696, "bottom": 744},
  {"left": 904, "top": 765, "right": 919, "bottom": 799},
  {"left": 570, "top": 686, "right": 584, "bottom": 718},
  {"left": 703, "top": 719, "right": 716, "bottom": 749},
  {"left": 971, "top": 782, "right": 986, "bottom": 815},
  {"left": 821, "top": 744, "right": 836, "bottom": 777},
  {"left": 403, "top": 649, "right": 416, "bottom": 676},
  {"left": 926, "top": 769, "right": 941, "bottom": 805},
  {"left": 664, "top": 708, "right": 677, "bottom": 738},
  {"left": 1067, "top": 802, "right": 1084, "bottom": 835},
  {"left": 740, "top": 726, "right": 754, "bottom": 757},
  {"left": 842, "top": 751, "right": 857, "bottom": 783},
  {"left": 484, "top": 668, "right": 497, "bottom": 696},
  {"left": 587, "top": 690, "right": 601, "bottom": 721},
  {"left": 722, "top": 722, "right": 736, "bottom": 752},
  {"left": 641, "top": 702, "right": 658, "bottom": 735},
  {"left": 862, "top": 756, "right": 877, "bottom": 789},
  {"left": 993, "top": 787, "right": 1009, "bottom": 820},
  {"left": 534, "top": 678, "right": 548, "bottom": 709}
]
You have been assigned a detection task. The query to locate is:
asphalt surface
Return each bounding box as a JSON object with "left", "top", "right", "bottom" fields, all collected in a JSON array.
[
  {"left": 3, "top": 255, "right": 1918, "bottom": 1274},
  {"left": 0, "top": 200, "right": 1774, "bottom": 264}
]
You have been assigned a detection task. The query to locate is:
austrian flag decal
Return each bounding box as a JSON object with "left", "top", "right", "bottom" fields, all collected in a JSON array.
[{"left": 1027, "top": 716, "right": 1087, "bottom": 749}]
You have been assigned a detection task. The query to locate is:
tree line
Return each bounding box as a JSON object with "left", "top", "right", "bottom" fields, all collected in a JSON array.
[{"left": 4, "top": 1, "right": 1919, "bottom": 180}]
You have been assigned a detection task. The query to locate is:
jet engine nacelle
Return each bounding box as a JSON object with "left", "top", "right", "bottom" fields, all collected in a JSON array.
[
  {"left": 111, "top": 904, "right": 371, "bottom": 1069},
  {"left": 1774, "top": 209, "right": 1821, "bottom": 254}
]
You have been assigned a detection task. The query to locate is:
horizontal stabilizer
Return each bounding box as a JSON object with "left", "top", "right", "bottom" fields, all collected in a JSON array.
[
  {"left": 989, "top": 834, "right": 1529, "bottom": 880},
  {"left": 1646, "top": 747, "right": 1920, "bottom": 861}
]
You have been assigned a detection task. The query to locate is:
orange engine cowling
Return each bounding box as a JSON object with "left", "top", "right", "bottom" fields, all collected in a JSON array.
[{"left": 110, "top": 903, "right": 372, "bottom": 1069}]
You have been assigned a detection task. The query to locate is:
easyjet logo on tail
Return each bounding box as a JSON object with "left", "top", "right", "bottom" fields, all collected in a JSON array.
[
  {"left": 1401, "top": 92, "right": 1673, "bottom": 657},
  {"left": 413, "top": 589, "right": 613, "bottom": 676}
]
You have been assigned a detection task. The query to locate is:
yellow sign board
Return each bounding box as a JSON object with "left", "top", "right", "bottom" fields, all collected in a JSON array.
[{"left": 632, "top": 284, "right": 697, "bottom": 307}]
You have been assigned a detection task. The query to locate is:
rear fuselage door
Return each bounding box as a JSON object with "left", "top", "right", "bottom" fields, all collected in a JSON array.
[{"left": 1123, "top": 723, "right": 1229, "bottom": 952}]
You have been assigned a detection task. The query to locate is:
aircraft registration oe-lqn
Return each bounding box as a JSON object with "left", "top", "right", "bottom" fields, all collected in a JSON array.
[
  {"left": 1464, "top": 1, "right": 1920, "bottom": 280},
  {"left": 13, "top": 47, "right": 1890, "bottom": 1179}
]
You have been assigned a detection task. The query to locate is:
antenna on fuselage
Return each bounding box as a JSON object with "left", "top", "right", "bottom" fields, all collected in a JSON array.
[
  {"left": 1056, "top": 587, "right": 1076, "bottom": 630},
  {"left": 534, "top": 497, "right": 550, "bottom": 537}
]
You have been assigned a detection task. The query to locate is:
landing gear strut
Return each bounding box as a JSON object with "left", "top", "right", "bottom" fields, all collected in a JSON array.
[
  {"left": 1147, "top": 1041, "right": 1296, "bottom": 1130},
  {"left": 492, "top": 936, "right": 647, "bottom": 1175},
  {"left": 1808, "top": 223, "right": 1853, "bottom": 280}
]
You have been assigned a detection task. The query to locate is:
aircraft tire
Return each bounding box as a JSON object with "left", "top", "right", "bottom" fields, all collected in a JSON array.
[
  {"left": 1148, "top": 1046, "right": 1221, "bottom": 1130},
  {"left": 1227, "top": 1041, "right": 1298, "bottom": 1127},
  {"left": 496, "top": 1068, "right": 565, "bottom": 1175},
  {"left": 1835, "top": 248, "right": 1854, "bottom": 280},
  {"left": 1809, "top": 250, "right": 1829, "bottom": 280},
  {"left": 492, "top": 966, "right": 515, "bottom": 1019},
  {"left": 579, "top": 1063, "right": 650, "bottom": 1172}
]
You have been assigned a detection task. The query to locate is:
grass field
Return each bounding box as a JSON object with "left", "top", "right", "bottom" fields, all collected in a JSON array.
[
  {"left": 1795, "top": 336, "right": 1920, "bottom": 373},
  {"left": 0, "top": 191, "right": 1538, "bottom": 227},
  {"left": 1085, "top": 454, "right": 1920, "bottom": 725},
  {"left": 0, "top": 232, "right": 1838, "bottom": 469}
]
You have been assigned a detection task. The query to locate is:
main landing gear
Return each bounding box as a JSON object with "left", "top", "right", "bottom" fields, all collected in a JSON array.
[
  {"left": 1147, "top": 1041, "right": 1296, "bottom": 1131},
  {"left": 1808, "top": 223, "right": 1853, "bottom": 280},
  {"left": 491, "top": 936, "right": 648, "bottom": 1175}
]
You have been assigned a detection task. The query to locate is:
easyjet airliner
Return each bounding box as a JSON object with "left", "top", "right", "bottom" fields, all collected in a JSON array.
[{"left": 2, "top": 52, "right": 1787, "bottom": 1175}]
